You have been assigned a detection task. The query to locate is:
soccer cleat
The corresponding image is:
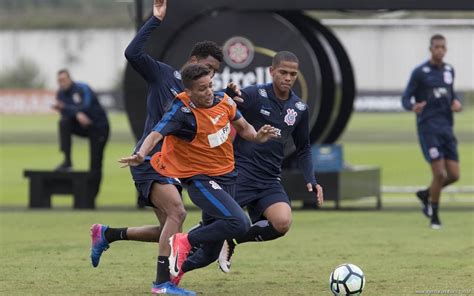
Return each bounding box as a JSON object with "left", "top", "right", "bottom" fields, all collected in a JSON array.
[
  {"left": 169, "top": 233, "right": 192, "bottom": 277},
  {"left": 430, "top": 216, "right": 442, "bottom": 230},
  {"left": 218, "top": 239, "right": 236, "bottom": 273},
  {"left": 55, "top": 161, "right": 72, "bottom": 172},
  {"left": 151, "top": 281, "right": 196, "bottom": 295},
  {"left": 90, "top": 224, "right": 110, "bottom": 267},
  {"left": 170, "top": 270, "right": 184, "bottom": 286},
  {"left": 416, "top": 189, "right": 431, "bottom": 218}
]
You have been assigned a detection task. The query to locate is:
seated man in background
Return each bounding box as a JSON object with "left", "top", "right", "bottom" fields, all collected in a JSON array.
[{"left": 52, "top": 69, "right": 109, "bottom": 199}]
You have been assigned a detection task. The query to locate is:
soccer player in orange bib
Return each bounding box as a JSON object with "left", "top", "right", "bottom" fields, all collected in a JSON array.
[{"left": 120, "top": 64, "right": 279, "bottom": 291}]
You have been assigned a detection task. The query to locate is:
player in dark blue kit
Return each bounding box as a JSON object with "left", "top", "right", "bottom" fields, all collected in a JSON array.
[
  {"left": 53, "top": 69, "right": 109, "bottom": 200},
  {"left": 218, "top": 51, "right": 324, "bottom": 272},
  {"left": 401, "top": 34, "right": 462, "bottom": 229},
  {"left": 89, "top": 1, "right": 224, "bottom": 295}
]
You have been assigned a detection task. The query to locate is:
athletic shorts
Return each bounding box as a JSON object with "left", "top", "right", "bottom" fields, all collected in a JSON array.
[
  {"left": 130, "top": 161, "right": 181, "bottom": 207},
  {"left": 418, "top": 129, "right": 458, "bottom": 163},
  {"left": 234, "top": 174, "right": 290, "bottom": 223},
  {"left": 182, "top": 172, "right": 245, "bottom": 226}
]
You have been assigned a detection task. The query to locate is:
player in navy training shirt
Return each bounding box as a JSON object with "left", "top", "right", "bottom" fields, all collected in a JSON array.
[
  {"left": 218, "top": 51, "right": 324, "bottom": 272},
  {"left": 89, "top": 1, "right": 223, "bottom": 294},
  {"left": 401, "top": 34, "right": 462, "bottom": 230}
]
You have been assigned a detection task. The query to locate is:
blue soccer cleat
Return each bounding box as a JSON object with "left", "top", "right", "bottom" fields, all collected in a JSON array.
[
  {"left": 151, "top": 281, "right": 196, "bottom": 295},
  {"left": 90, "top": 224, "right": 110, "bottom": 267}
]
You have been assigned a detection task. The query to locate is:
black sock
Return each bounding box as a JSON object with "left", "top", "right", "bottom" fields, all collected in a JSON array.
[
  {"left": 236, "top": 220, "right": 284, "bottom": 244},
  {"left": 156, "top": 256, "right": 170, "bottom": 284},
  {"left": 104, "top": 227, "right": 128, "bottom": 243},
  {"left": 431, "top": 202, "right": 439, "bottom": 219}
]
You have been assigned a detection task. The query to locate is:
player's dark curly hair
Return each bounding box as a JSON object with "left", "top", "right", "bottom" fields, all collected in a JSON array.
[
  {"left": 181, "top": 64, "right": 211, "bottom": 89},
  {"left": 189, "top": 41, "right": 223, "bottom": 62}
]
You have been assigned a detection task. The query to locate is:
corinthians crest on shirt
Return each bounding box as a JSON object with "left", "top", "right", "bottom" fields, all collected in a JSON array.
[{"left": 284, "top": 108, "right": 298, "bottom": 126}]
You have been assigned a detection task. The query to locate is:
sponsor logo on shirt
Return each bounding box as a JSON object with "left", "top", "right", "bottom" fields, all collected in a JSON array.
[
  {"left": 210, "top": 113, "right": 225, "bottom": 125},
  {"left": 260, "top": 109, "right": 270, "bottom": 116},
  {"left": 433, "top": 87, "right": 448, "bottom": 99},
  {"left": 422, "top": 66, "right": 431, "bottom": 73},
  {"left": 284, "top": 108, "right": 298, "bottom": 126},
  {"left": 295, "top": 101, "right": 306, "bottom": 111},
  {"left": 209, "top": 180, "right": 222, "bottom": 190},
  {"left": 274, "top": 128, "right": 282, "bottom": 137},
  {"left": 208, "top": 122, "right": 231, "bottom": 148},
  {"left": 258, "top": 88, "right": 268, "bottom": 98},
  {"left": 180, "top": 106, "right": 191, "bottom": 113},
  {"left": 174, "top": 71, "right": 182, "bottom": 80}
]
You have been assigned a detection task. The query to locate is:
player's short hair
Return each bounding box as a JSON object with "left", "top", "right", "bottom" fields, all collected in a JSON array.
[
  {"left": 430, "top": 34, "right": 446, "bottom": 46},
  {"left": 272, "top": 51, "right": 299, "bottom": 67},
  {"left": 181, "top": 64, "right": 212, "bottom": 89},
  {"left": 189, "top": 41, "right": 223, "bottom": 62},
  {"left": 57, "top": 69, "right": 70, "bottom": 77}
]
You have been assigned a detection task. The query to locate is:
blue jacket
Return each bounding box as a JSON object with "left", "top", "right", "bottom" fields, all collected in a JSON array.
[{"left": 57, "top": 82, "right": 108, "bottom": 128}]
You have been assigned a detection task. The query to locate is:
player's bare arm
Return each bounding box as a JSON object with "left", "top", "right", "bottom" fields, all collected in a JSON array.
[
  {"left": 232, "top": 117, "right": 279, "bottom": 143},
  {"left": 119, "top": 131, "right": 163, "bottom": 167},
  {"left": 153, "top": 0, "right": 167, "bottom": 21}
]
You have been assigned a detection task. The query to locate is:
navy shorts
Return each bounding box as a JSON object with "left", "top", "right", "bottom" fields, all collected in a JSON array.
[
  {"left": 130, "top": 161, "right": 182, "bottom": 207},
  {"left": 183, "top": 173, "right": 240, "bottom": 225},
  {"left": 418, "top": 129, "right": 458, "bottom": 163},
  {"left": 234, "top": 174, "right": 290, "bottom": 223}
]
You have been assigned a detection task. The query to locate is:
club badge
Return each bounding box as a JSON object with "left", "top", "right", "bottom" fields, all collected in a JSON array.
[{"left": 284, "top": 108, "right": 297, "bottom": 126}]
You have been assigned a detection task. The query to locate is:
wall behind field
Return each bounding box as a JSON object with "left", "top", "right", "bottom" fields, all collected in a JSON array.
[
  {"left": 0, "top": 19, "right": 472, "bottom": 92},
  {"left": 0, "top": 29, "right": 133, "bottom": 91},
  {"left": 323, "top": 19, "right": 474, "bottom": 91}
]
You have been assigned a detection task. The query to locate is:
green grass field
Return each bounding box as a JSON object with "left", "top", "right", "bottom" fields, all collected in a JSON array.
[
  {"left": 0, "top": 210, "right": 473, "bottom": 295},
  {"left": 0, "top": 110, "right": 473, "bottom": 295}
]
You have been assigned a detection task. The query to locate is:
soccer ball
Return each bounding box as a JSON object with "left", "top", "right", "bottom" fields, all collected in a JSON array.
[{"left": 329, "top": 263, "right": 365, "bottom": 295}]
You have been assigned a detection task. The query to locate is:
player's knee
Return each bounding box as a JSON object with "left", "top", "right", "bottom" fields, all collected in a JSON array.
[
  {"left": 432, "top": 171, "right": 447, "bottom": 184},
  {"left": 272, "top": 217, "right": 292, "bottom": 234},
  {"left": 167, "top": 207, "right": 187, "bottom": 224},
  {"left": 448, "top": 172, "right": 460, "bottom": 184}
]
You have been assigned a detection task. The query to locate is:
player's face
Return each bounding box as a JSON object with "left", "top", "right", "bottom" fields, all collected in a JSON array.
[
  {"left": 194, "top": 56, "right": 221, "bottom": 77},
  {"left": 57, "top": 73, "right": 73, "bottom": 91},
  {"left": 270, "top": 61, "right": 299, "bottom": 94},
  {"left": 430, "top": 39, "right": 446, "bottom": 62},
  {"left": 188, "top": 75, "right": 214, "bottom": 108}
]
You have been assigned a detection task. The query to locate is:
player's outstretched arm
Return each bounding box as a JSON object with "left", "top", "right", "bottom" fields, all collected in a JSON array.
[
  {"left": 232, "top": 117, "right": 279, "bottom": 143},
  {"left": 124, "top": 0, "right": 168, "bottom": 82},
  {"left": 119, "top": 131, "right": 164, "bottom": 167}
]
